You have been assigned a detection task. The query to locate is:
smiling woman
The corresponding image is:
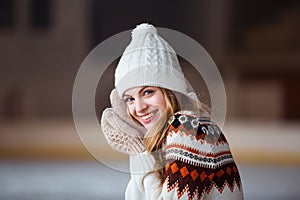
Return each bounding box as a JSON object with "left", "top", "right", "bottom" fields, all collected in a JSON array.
[
  {"left": 123, "top": 87, "right": 167, "bottom": 129},
  {"left": 101, "top": 23, "right": 243, "bottom": 200}
]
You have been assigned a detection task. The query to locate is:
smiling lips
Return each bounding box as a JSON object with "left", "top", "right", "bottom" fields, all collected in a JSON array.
[{"left": 139, "top": 110, "right": 158, "bottom": 122}]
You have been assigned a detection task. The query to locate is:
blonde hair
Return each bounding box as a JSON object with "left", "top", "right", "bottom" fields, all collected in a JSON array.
[
  {"left": 142, "top": 88, "right": 179, "bottom": 188},
  {"left": 144, "top": 89, "right": 181, "bottom": 152}
]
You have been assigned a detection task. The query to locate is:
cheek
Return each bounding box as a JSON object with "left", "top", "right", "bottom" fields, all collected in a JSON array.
[
  {"left": 160, "top": 99, "right": 167, "bottom": 111},
  {"left": 127, "top": 105, "right": 135, "bottom": 116},
  {"left": 155, "top": 95, "right": 167, "bottom": 110}
]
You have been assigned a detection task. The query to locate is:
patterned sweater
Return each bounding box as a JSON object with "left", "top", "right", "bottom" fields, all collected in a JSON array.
[{"left": 126, "top": 111, "right": 243, "bottom": 200}]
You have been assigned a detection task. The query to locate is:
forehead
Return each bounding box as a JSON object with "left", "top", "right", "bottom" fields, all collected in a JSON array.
[{"left": 123, "top": 86, "right": 158, "bottom": 96}]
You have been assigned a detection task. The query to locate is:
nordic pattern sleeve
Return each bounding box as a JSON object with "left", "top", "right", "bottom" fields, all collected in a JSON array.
[{"left": 162, "top": 111, "right": 243, "bottom": 200}]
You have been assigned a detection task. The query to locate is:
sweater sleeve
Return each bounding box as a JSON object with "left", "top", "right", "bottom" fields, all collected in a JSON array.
[
  {"left": 126, "top": 112, "right": 244, "bottom": 200},
  {"left": 125, "top": 152, "right": 163, "bottom": 200},
  {"left": 161, "top": 112, "right": 244, "bottom": 200}
]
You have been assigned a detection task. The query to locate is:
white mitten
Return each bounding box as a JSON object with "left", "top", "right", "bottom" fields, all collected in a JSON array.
[{"left": 101, "top": 89, "right": 146, "bottom": 155}]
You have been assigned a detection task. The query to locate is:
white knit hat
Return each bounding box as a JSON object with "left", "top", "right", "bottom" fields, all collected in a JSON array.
[{"left": 115, "top": 23, "right": 191, "bottom": 98}]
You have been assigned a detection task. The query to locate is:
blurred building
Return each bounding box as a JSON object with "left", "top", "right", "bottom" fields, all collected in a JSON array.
[
  {"left": 0, "top": 0, "right": 300, "bottom": 163},
  {"left": 1, "top": 2, "right": 299, "bottom": 199},
  {"left": 0, "top": 0, "right": 299, "bottom": 122},
  {"left": 0, "top": 0, "right": 90, "bottom": 120}
]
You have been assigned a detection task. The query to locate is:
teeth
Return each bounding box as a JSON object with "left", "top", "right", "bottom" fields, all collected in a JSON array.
[{"left": 141, "top": 112, "right": 154, "bottom": 120}]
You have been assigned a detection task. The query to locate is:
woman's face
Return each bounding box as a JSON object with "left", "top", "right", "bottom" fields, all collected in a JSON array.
[{"left": 123, "top": 86, "right": 167, "bottom": 129}]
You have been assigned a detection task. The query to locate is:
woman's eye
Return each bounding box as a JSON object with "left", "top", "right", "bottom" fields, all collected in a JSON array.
[
  {"left": 143, "top": 89, "right": 154, "bottom": 96},
  {"left": 124, "top": 97, "right": 134, "bottom": 103}
]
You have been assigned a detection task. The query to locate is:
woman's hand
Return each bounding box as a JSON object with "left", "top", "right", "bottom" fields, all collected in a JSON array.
[{"left": 101, "top": 89, "right": 146, "bottom": 155}]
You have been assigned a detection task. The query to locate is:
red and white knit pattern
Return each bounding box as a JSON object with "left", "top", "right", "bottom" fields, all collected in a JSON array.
[{"left": 162, "top": 111, "right": 243, "bottom": 200}]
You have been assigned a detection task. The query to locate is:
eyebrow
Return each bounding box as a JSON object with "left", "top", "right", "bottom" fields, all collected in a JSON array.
[{"left": 123, "top": 86, "right": 148, "bottom": 98}]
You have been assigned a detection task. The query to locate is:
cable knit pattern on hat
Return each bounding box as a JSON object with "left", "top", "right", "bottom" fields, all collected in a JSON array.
[{"left": 114, "top": 23, "right": 190, "bottom": 98}]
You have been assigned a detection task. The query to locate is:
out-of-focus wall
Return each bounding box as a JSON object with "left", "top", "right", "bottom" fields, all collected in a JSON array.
[
  {"left": 1, "top": 0, "right": 299, "bottom": 121},
  {"left": 0, "top": 0, "right": 90, "bottom": 120},
  {"left": 0, "top": 0, "right": 299, "bottom": 164}
]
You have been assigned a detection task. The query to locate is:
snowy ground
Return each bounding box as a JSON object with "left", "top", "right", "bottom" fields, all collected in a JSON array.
[{"left": 0, "top": 160, "right": 300, "bottom": 200}]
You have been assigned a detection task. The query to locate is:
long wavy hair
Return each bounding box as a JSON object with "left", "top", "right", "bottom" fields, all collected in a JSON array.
[{"left": 142, "top": 88, "right": 180, "bottom": 189}]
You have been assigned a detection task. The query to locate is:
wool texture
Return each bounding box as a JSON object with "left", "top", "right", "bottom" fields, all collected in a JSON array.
[
  {"left": 114, "top": 23, "right": 194, "bottom": 99},
  {"left": 101, "top": 89, "right": 146, "bottom": 155},
  {"left": 125, "top": 111, "right": 244, "bottom": 200}
]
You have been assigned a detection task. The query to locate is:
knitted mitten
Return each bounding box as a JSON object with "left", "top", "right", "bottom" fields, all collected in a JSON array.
[{"left": 101, "top": 89, "right": 146, "bottom": 155}]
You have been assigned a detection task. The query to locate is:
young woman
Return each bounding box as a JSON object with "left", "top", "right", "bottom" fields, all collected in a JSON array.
[{"left": 101, "top": 23, "right": 243, "bottom": 200}]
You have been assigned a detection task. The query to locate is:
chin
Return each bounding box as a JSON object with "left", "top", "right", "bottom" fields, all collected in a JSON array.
[
  {"left": 143, "top": 120, "right": 159, "bottom": 130},
  {"left": 142, "top": 123, "right": 151, "bottom": 130}
]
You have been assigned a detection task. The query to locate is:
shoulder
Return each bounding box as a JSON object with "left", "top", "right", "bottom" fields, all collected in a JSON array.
[
  {"left": 165, "top": 110, "right": 233, "bottom": 169},
  {"left": 167, "top": 110, "right": 226, "bottom": 144},
  {"left": 162, "top": 111, "right": 243, "bottom": 199}
]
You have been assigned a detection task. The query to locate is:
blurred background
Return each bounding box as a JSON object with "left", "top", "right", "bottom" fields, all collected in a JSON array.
[{"left": 0, "top": 0, "right": 300, "bottom": 199}]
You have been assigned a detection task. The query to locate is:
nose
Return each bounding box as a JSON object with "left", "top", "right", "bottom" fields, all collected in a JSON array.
[{"left": 135, "top": 98, "right": 148, "bottom": 113}]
